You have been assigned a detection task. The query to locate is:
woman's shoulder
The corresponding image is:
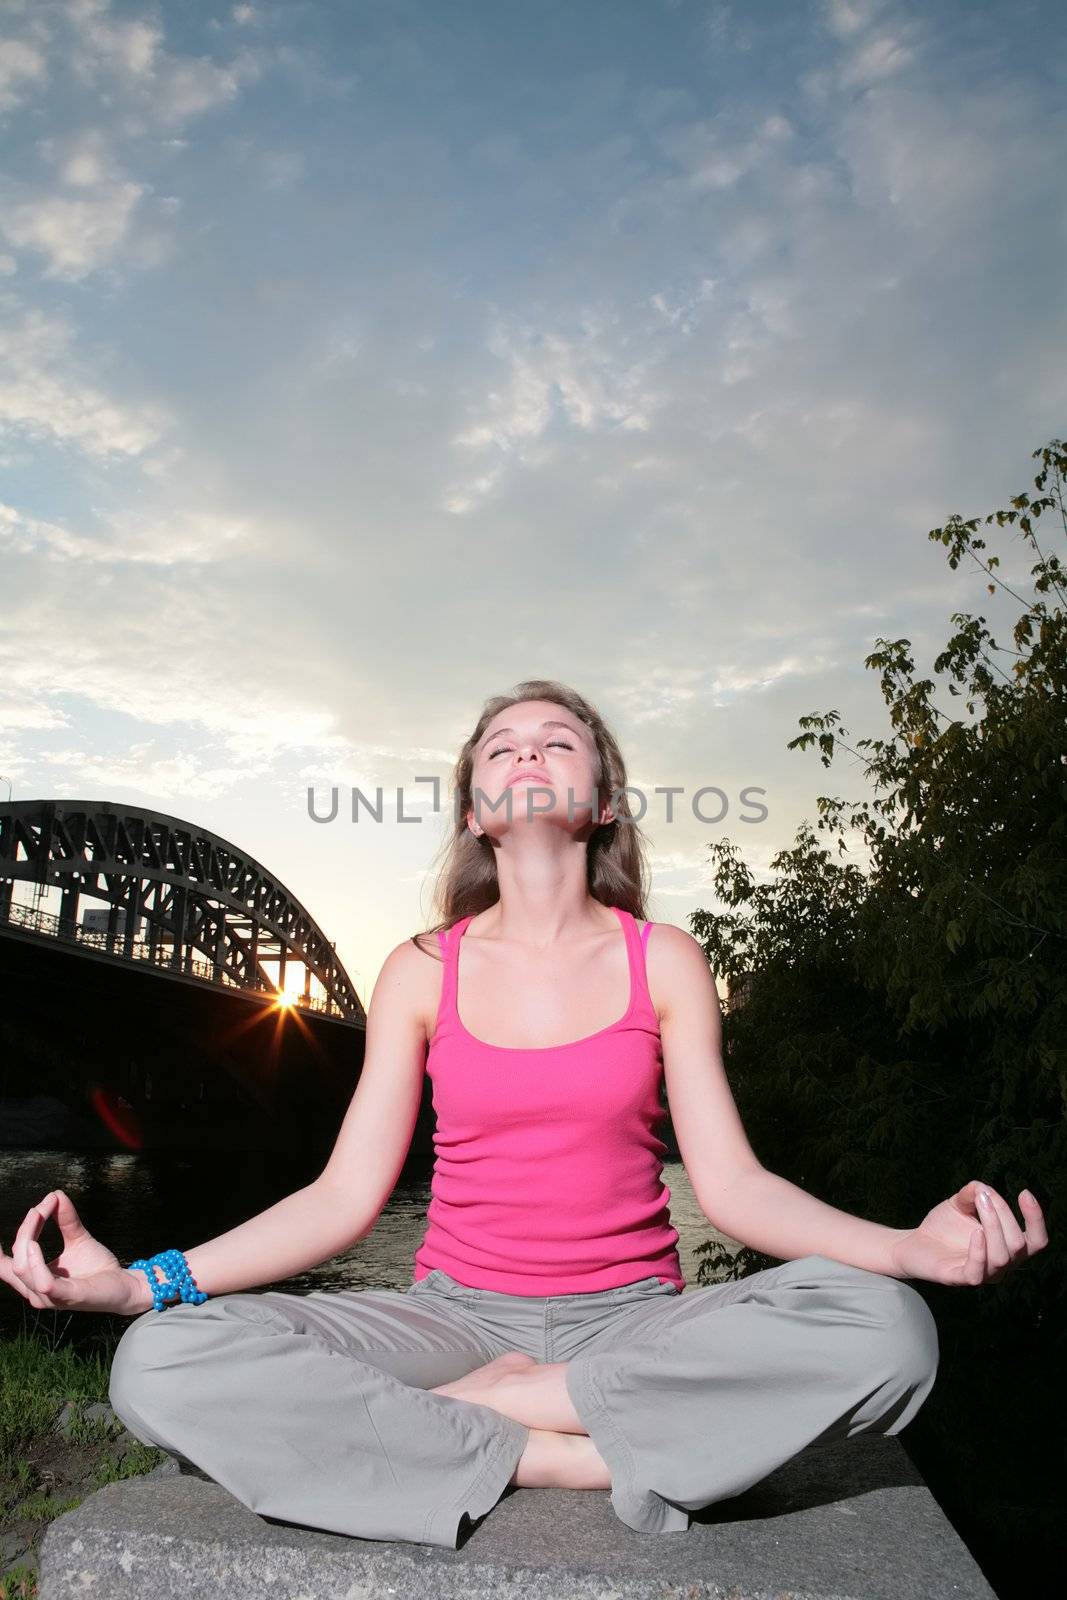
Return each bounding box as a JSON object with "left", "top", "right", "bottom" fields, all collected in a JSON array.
[
  {"left": 641, "top": 922, "right": 719, "bottom": 1020},
  {"left": 386, "top": 931, "right": 450, "bottom": 1048},
  {"left": 410, "top": 926, "right": 447, "bottom": 962},
  {"left": 639, "top": 920, "right": 706, "bottom": 962}
]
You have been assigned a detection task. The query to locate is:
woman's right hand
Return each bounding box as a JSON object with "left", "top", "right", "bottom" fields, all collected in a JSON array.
[{"left": 0, "top": 1190, "right": 149, "bottom": 1316}]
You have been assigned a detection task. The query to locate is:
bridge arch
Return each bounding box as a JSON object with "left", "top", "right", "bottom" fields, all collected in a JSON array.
[{"left": 0, "top": 799, "right": 364, "bottom": 1023}]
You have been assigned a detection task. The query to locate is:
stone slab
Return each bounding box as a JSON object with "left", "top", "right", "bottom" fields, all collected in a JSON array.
[{"left": 38, "top": 1435, "right": 996, "bottom": 1600}]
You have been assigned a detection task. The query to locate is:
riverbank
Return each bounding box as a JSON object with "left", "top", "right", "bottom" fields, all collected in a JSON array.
[{"left": 0, "top": 1326, "right": 166, "bottom": 1598}]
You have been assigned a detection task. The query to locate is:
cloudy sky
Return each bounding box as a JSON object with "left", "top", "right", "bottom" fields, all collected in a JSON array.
[{"left": 1, "top": 0, "right": 1064, "bottom": 1000}]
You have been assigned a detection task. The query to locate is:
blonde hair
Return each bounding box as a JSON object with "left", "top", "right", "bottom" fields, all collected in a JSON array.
[{"left": 412, "top": 678, "right": 651, "bottom": 956}]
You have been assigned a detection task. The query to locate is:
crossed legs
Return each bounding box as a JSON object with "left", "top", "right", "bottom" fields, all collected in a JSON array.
[{"left": 430, "top": 1351, "right": 612, "bottom": 1489}]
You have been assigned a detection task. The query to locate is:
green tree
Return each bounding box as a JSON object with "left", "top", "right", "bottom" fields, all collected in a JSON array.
[{"left": 690, "top": 439, "right": 1066, "bottom": 1599}]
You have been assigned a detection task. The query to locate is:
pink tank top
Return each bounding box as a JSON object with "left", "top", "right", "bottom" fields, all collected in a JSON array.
[{"left": 412, "top": 905, "right": 685, "bottom": 1295}]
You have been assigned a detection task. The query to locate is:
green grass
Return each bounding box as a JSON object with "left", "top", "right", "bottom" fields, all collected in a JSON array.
[
  {"left": 0, "top": 1328, "right": 111, "bottom": 1472},
  {"left": 0, "top": 1324, "right": 167, "bottom": 1599}
]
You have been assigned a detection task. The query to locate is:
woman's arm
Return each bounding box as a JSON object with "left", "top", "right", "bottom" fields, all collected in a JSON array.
[
  {"left": 654, "top": 925, "right": 908, "bottom": 1276},
  {"left": 130, "top": 937, "right": 432, "bottom": 1309},
  {"left": 697, "top": 1167, "right": 910, "bottom": 1277},
  {"left": 125, "top": 1177, "right": 377, "bottom": 1311},
  {"left": 3, "top": 1176, "right": 377, "bottom": 1319}
]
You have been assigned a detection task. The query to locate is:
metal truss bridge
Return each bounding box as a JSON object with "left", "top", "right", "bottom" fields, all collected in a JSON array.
[{"left": 0, "top": 799, "right": 364, "bottom": 1026}]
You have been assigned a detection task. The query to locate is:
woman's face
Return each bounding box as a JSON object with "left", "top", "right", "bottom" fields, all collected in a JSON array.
[{"left": 467, "top": 699, "right": 609, "bottom": 841}]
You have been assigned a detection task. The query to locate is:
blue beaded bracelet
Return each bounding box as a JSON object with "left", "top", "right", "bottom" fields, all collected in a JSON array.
[{"left": 128, "top": 1248, "right": 209, "bottom": 1312}]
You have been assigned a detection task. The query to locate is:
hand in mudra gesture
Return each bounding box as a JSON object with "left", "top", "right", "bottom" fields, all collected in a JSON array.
[
  {"left": 0, "top": 1189, "right": 142, "bottom": 1316},
  {"left": 890, "top": 1181, "right": 1047, "bottom": 1285}
]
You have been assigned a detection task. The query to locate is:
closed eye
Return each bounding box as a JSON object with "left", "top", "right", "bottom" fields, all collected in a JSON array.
[{"left": 488, "top": 741, "right": 573, "bottom": 758}]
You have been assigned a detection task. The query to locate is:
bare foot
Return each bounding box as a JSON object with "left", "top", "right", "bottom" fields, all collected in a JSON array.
[
  {"left": 431, "top": 1350, "right": 538, "bottom": 1404},
  {"left": 510, "top": 1429, "right": 612, "bottom": 1490}
]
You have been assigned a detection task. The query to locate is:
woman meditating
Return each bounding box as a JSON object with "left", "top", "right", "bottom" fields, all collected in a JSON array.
[{"left": 0, "top": 678, "right": 1047, "bottom": 1550}]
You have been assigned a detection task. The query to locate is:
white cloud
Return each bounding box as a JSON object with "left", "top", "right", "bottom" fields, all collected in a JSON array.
[
  {"left": 824, "top": 0, "right": 889, "bottom": 39},
  {"left": 0, "top": 32, "right": 48, "bottom": 111},
  {"left": 838, "top": 76, "right": 1058, "bottom": 230},
  {"left": 66, "top": 0, "right": 163, "bottom": 83},
  {"left": 649, "top": 277, "right": 718, "bottom": 333},
  {"left": 0, "top": 691, "right": 72, "bottom": 733},
  {"left": 1, "top": 123, "right": 154, "bottom": 283},
  {"left": 0, "top": 0, "right": 1061, "bottom": 926},
  {"left": 0, "top": 178, "right": 145, "bottom": 280},
  {"left": 0, "top": 500, "right": 249, "bottom": 566},
  {"left": 445, "top": 313, "right": 667, "bottom": 511},
  {"left": 38, "top": 125, "right": 113, "bottom": 187},
  {"left": 654, "top": 111, "right": 795, "bottom": 195},
  {"left": 0, "top": 300, "right": 169, "bottom": 456},
  {"left": 710, "top": 655, "right": 839, "bottom": 697},
  {"left": 149, "top": 55, "right": 247, "bottom": 125},
  {"left": 839, "top": 29, "right": 918, "bottom": 88},
  {"left": 33, "top": 742, "right": 256, "bottom": 803},
  {"left": 0, "top": 579, "right": 355, "bottom": 779},
  {"left": 61, "top": 0, "right": 261, "bottom": 127}
]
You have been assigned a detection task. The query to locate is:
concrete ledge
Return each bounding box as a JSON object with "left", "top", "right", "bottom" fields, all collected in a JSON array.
[{"left": 38, "top": 1435, "right": 995, "bottom": 1600}]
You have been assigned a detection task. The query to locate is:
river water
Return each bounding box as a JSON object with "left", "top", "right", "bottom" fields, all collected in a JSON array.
[{"left": 0, "top": 1148, "right": 732, "bottom": 1360}]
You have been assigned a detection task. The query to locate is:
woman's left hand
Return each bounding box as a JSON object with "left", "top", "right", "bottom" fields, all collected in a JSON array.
[{"left": 889, "top": 1181, "right": 1047, "bottom": 1285}]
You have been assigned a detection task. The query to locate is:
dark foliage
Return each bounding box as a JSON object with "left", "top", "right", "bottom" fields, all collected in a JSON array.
[{"left": 689, "top": 439, "right": 1066, "bottom": 1599}]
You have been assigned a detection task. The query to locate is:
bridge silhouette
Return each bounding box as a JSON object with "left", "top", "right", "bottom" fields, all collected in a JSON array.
[
  {"left": 0, "top": 799, "right": 365, "bottom": 1019},
  {"left": 0, "top": 800, "right": 373, "bottom": 1154}
]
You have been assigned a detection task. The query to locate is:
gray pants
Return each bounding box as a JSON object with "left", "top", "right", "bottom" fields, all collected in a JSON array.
[{"left": 108, "top": 1253, "right": 939, "bottom": 1550}]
